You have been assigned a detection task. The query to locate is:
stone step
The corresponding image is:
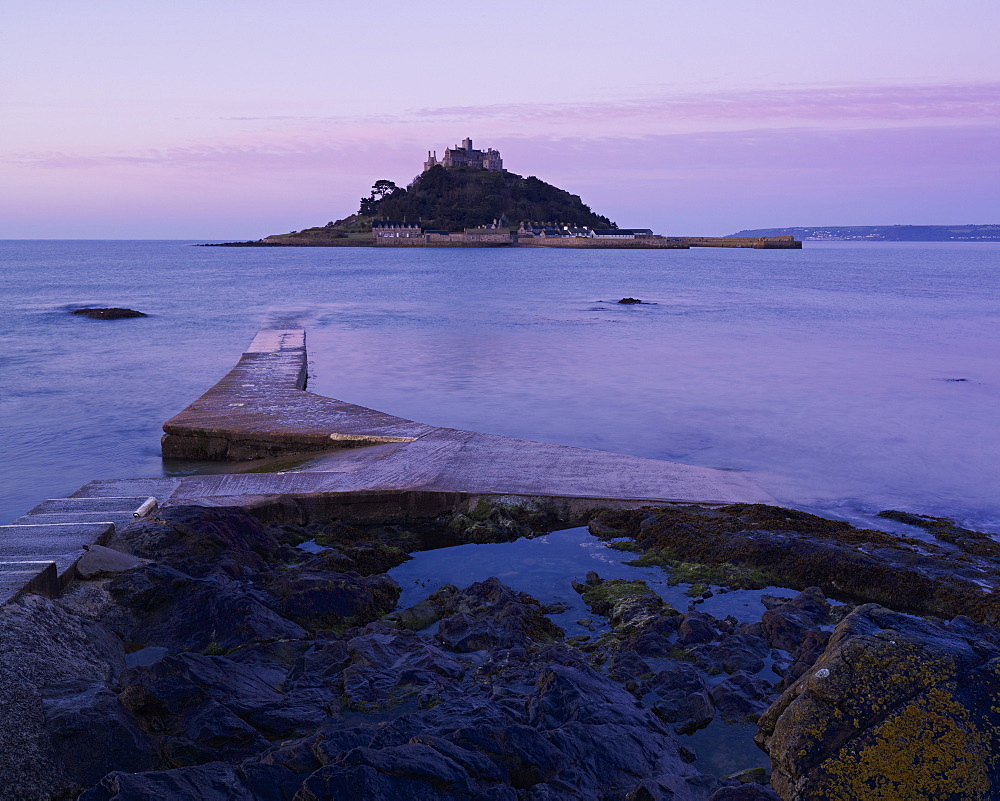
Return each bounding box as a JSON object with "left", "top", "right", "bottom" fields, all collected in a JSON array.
[
  {"left": 27, "top": 496, "right": 157, "bottom": 516},
  {"left": 70, "top": 478, "right": 182, "bottom": 500},
  {"left": 11, "top": 512, "right": 137, "bottom": 527},
  {"left": 0, "top": 522, "right": 116, "bottom": 604},
  {"left": 0, "top": 561, "right": 59, "bottom": 606}
]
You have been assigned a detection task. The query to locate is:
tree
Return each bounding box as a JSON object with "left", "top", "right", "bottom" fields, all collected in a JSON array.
[{"left": 370, "top": 180, "right": 398, "bottom": 201}]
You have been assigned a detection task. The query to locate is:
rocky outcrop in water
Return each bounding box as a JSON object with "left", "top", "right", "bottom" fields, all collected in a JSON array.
[
  {"left": 71, "top": 308, "right": 147, "bottom": 319},
  {"left": 588, "top": 503, "right": 1000, "bottom": 627}
]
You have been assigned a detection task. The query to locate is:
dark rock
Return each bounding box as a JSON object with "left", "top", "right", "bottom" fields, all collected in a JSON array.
[
  {"left": 759, "top": 594, "right": 795, "bottom": 611},
  {"left": 707, "top": 784, "right": 781, "bottom": 801},
  {"left": 618, "top": 298, "right": 642, "bottom": 304},
  {"left": 312, "top": 726, "right": 379, "bottom": 766},
  {"left": 709, "top": 672, "right": 774, "bottom": 724},
  {"left": 758, "top": 604, "right": 1000, "bottom": 799},
  {"left": 760, "top": 594, "right": 827, "bottom": 654},
  {"left": 108, "top": 506, "right": 282, "bottom": 579},
  {"left": 42, "top": 679, "right": 156, "bottom": 788},
  {"left": 617, "top": 503, "right": 1000, "bottom": 628},
  {"left": 338, "top": 543, "right": 412, "bottom": 574},
  {"left": 436, "top": 578, "right": 562, "bottom": 653},
  {"left": 877, "top": 509, "right": 1000, "bottom": 558},
  {"left": 79, "top": 761, "right": 301, "bottom": 800},
  {"left": 71, "top": 307, "right": 147, "bottom": 319},
  {"left": 574, "top": 575, "right": 679, "bottom": 655},
  {"left": 341, "top": 626, "right": 466, "bottom": 711},
  {"left": 107, "top": 564, "right": 306, "bottom": 652},
  {"left": 703, "top": 632, "right": 769, "bottom": 675},
  {"left": 648, "top": 664, "right": 715, "bottom": 734},
  {"left": 677, "top": 612, "right": 719, "bottom": 646},
  {"left": 382, "top": 584, "right": 457, "bottom": 631},
  {"left": 264, "top": 568, "right": 400, "bottom": 630},
  {"left": 609, "top": 649, "right": 653, "bottom": 683},
  {"left": 0, "top": 594, "right": 129, "bottom": 800}
]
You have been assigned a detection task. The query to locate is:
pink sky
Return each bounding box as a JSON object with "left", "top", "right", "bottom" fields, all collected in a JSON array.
[{"left": 2, "top": 0, "right": 998, "bottom": 237}]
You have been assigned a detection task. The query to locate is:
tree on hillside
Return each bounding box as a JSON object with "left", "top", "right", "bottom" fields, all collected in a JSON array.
[{"left": 371, "top": 180, "right": 398, "bottom": 201}]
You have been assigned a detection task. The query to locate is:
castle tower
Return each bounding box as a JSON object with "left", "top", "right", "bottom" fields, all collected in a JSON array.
[{"left": 462, "top": 137, "right": 473, "bottom": 151}]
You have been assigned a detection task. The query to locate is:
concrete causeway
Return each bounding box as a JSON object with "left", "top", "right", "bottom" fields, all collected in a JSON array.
[
  {"left": 2, "top": 327, "right": 775, "bottom": 606},
  {"left": 157, "top": 328, "right": 774, "bottom": 508}
]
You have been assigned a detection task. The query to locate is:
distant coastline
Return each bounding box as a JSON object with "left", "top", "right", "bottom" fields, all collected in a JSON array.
[{"left": 729, "top": 224, "right": 1000, "bottom": 241}]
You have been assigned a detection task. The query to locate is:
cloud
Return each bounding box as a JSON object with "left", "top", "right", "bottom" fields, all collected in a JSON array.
[{"left": 407, "top": 81, "right": 1000, "bottom": 126}]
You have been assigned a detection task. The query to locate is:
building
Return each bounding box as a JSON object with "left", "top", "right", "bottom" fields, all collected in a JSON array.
[
  {"left": 372, "top": 220, "right": 422, "bottom": 238},
  {"left": 590, "top": 229, "right": 654, "bottom": 239},
  {"left": 424, "top": 138, "right": 503, "bottom": 172}
]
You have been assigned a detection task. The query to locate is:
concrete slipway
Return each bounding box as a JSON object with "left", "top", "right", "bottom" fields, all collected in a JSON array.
[{"left": 1, "top": 328, "right": 773, "bottom": 605}]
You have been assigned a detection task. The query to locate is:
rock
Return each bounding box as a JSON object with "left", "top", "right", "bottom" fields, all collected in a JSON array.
[
  {"left": 71, "top": 307, "right": 147, "bottom": 319},
  {"left": 119, "top": 653, "right": 290, "bottom": 762},
  {"left": 528, "top": 665, "right": 698, "bottom": 797},
  {"left": 297, "top": 743, "right": 511, "bottom": 800},
  {"left": 758, "top": 604, "right": 1000, "bottom": 800},
  {"left": 699, "top": 632, "right": 768, "bottom": 675},
  {"left": 382, "top": 584, "right": 457, "bottom": 631},
  {"left": 0, "top": 595, "right": 131, "bottom": 800},
  {"left": 126, "top": 646, "right": 170, "bottom": 668},
  {"left": 709, "top": 671, "right": 774, "bottom": 724},
  {"left": 341, "top": 626, "right": 466, "bottom": 712},
  {"left": 707, "top": 785, "right": 781, "bottom": 800},
  {"left": 108, "top": 505, "right": 283, "bottom": 579},
  {"left": 574, "top": 576, "right": 679, "bottom": 654},
  {"left": 264, "top": 569, "right": 400, "bottom": 630},
  {"left": 759, "top": 594, "right": 794, "bottom": 611},
  {"left": 609, "top": 649, "right": 652, "bottom": 683},
  {"left": 648, "top": 664, "right": 715, "bottom": 734},
  {"left": 42, "top": 679, "right": 156, "bottom": 788},
  {"left": 107, "top": 564, "right": 306, "bottom": 652},
  {"left": 79, "top": 761, "right": 301, "bottom": 800},
  {"left": 677, "top": 612, "right": 719, "bottom": 646},
  {"left": 618, "top": 298, "right": 642, "bottom": 304},
  {"left": 435, "top": 577, "right": 562, "bottom": 653},
  {"left": 76, "top": 544, "right": 148, "bottom": 579},
  {"left": 619, "top": 503, "right": 1000, "bottom": 628}
]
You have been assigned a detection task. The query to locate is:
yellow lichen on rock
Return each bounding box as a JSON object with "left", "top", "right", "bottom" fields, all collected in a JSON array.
[{"left": 818, "top": 686, "right": 990, "bottom": 800}]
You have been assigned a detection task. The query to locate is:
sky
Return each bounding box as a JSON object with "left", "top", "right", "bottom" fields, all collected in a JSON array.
[{"left": 2, "top": 0, "right": 998, "bottom": 238}]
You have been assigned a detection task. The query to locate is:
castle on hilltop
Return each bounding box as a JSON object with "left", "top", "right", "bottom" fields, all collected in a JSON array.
[{"left": 423, "top": 138, "right": 503, "bottom": 172}]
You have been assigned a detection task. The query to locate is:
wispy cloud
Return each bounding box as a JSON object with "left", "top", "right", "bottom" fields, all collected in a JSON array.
[
  {"left": 213, "top": 81, "right": 1000, "bottom": 134},
  {"left": 7, "top": 81, "right": 998, "bottom": 176},
  {"left": 407, "top": 82, "right": 1000, "bottom": 126}
]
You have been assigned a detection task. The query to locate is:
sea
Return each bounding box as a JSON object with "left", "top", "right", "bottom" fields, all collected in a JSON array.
[{"left": 2, "top": 239, "right": 999, "bottom": 534}]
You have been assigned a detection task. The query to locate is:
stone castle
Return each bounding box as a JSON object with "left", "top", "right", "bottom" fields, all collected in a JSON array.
[{"left": 423, "top": 138, "right": 503, "bottom": 172}]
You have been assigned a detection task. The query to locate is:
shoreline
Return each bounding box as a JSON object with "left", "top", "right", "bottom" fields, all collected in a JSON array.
[{"left": 201, "top": 236, "right": 803, "bottom": 250}]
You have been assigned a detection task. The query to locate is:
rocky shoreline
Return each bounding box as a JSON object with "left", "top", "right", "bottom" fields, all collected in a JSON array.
[{"left": 2, "top": 499, "right": 997, "bottom": 800}]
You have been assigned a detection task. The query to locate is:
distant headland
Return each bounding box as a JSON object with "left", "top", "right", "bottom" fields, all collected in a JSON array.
[
  {"left": 730, "top": 224, "right": 1000, "bottom": 242},
  {"left": 210, "top": 138, "right": 800, "bottom": 249}
]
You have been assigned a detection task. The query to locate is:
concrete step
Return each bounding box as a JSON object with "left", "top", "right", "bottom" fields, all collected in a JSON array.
[
  {"left": 0, "top": 521, "right": 116, "bottom": 603},
  {"left": 70, "top": 478, "right": 182, "bottom": 500},
  {"left": 0, "top": 560, "right": 59, "bottom": 606},
  {"left": 27, "top": 497, "right": 157, "bottom": 516}
]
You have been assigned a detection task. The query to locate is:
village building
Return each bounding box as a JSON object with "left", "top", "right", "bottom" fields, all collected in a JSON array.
[
  {"left": 372, "top": 220, "right": 422, "bottom": 238},
  {"left": 424, "top": 138, "right": 503, "bottom": 172},
  {"left": 590, "top": 228, "right": 654, "bottom": 239}
]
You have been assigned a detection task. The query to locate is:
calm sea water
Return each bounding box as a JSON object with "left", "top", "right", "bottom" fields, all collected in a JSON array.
[{"left": 2, "top": 239, "right": 998, "bottom": 532}]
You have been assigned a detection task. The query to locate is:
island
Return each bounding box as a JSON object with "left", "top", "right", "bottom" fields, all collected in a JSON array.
[{"left": 210, "top": 138, "right": 801, "bottom": 250}]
